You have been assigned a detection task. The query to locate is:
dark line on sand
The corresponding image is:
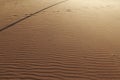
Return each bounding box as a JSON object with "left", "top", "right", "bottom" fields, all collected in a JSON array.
[{"left": 0, "top": 0, "right": 68, "bottom": 32}]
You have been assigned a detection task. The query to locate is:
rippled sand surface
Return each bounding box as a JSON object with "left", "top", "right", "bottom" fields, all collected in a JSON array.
[{"left": 1, "top": 0, "right": 120, "bottom": 80}]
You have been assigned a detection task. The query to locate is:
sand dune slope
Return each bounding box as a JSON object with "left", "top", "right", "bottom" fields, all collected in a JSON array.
[{"left": 1, "top": 0, "right": 120, "bottom": 80}]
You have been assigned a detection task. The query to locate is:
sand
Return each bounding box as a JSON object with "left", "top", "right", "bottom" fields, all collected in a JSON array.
[{"left": 0, "top": 0, "right": 120, "bottom": 80}]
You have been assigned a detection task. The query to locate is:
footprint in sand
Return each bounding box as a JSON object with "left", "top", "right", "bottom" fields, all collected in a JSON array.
[
  {"left": 12, "top": 14, "right": 18, "bottom": 17},
  {"left": 66, "top": 9, "right": 72, "bottom": 12}
]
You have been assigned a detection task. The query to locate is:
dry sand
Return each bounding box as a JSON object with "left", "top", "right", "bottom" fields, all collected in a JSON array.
[{"left": 0, "top": 0, "right": 120, "bottom": 80}]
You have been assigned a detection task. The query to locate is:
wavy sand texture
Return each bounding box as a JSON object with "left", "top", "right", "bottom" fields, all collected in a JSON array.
[{"left": 0, "top": 0, "right": 120, "bottom": 80}]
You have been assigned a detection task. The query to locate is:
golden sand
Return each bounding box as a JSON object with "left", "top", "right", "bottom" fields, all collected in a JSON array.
[{"left": 0, "top": 0, "right": 120, "bottom": 80}]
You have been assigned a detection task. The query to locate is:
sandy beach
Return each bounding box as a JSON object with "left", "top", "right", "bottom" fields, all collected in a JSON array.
[{"left": 0, "top": 0, "right": 120, "bottom": 80}]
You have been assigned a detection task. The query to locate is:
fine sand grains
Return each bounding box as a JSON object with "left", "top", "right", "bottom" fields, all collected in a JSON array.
[{"left": 1, "top": 0, "right": 120, "bottom": 80}]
